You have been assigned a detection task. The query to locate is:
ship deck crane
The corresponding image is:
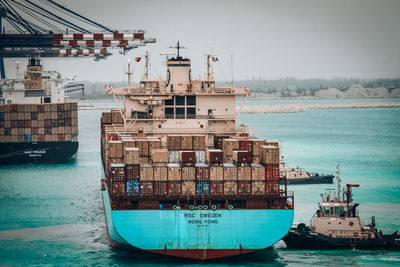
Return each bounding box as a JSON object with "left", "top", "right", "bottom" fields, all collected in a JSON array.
[{"left": 0, "top": 0, "right": 156, "bottom": 79}]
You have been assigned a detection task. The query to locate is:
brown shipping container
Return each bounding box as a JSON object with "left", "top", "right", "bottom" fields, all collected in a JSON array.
[
  {"left": 214, "top": 135, "right": 229, "bottom": 149},
  {"left": 124, "top": 147, "right": 140, "bottom": 165},
  {"left": 181, "top": 136, "right": 193, "bottom": 150},
  {"left": 110, "top": 157, "right": 123, "bottom": 164},
  {"left": 179, "top": 151, "right": 196, "bottom": 164},
  {"left": 140, "top": 156, "right": 150, "bottom": 164},
  {"left": 136, "top": 139, "right": 149, "bottom": 156},
  {"left": 233, "top": 150, "right": 252, "bottom": 165},
  {"left": 206, "top": 149, "right": 223, "bottom": 165},
  {"left": 153, "top": 166, "right": 168, "bottom": 181},
  {"left": 122, "top": 138, "right": 135, "bottom": 150},
  {"left": 167, "top": 136, "right": 181, "bottom": 150},
  {"left": 238, "top": 181, "right": 252, "bottom": 195},
  {"left": 102, "top": 112, "right": 112, "bottom": 124},
  {"left": 264, "top": 140, "right": 279, "bottom": 147},
  {"left": 193, "top": 135, "right": 205, "bottom": 150},
  {"left": 109, "top": 140, "right": 123, "bottom": 158},
  {"left": 153, "top": 181, "right": 168, "bottom": 196},
  {"left": 181, "top": 167, "right": 195, "bottom": 181},
  {"left": 148, "top": 139, "right": 162, "bottom": 154},
  {"left": 223, "top": 164, "right": 237, "bottom": 181},
  {"left": 151, "top": 148, "right": 168, "bottom": 163},
  {"left": 140, "top": 165, "right": 154, "bottom": 181},
  {"left": 125, "top": 165, "right": 140, "bottom": 180},
  {"left": 250, "top": 139, "right": 262, "bottom": 156},
  {"left": 266, "top": 181, "right": 280, "bottom": 195},
  {"left": 182, "top": 181, "right": 196, "bottom": 196},
  {"left": 168, "top": 182, "right": 182, "bottom": 196},
  {"left": 140, "top": 182, "right": 154, "bottom": 197},
  {"left": 224, "top": 181, "right": 237, "bottom": 196},
  {"left": 209, "top": 166, "right": 224, "bottom": 181},
  {"left": 111, "top": 110, "right": 124, "bottom": 124},
  {"left": 210, "top": 181, "right": 224, "bottom": 196},
  {"left": 251, "top": 164, "right": 266, "bottom": 181},
  {"left": 252, "top": 181, "right": 266, "bottom": 195},
  {"left": 261, "top": 145, "right": 280, "bottom": 164},
  {"left": 238, "top": 166, "right": 252, "bottom": 181},
  {"left": 167, "top": 164, "right": 181, "bottom": 181}
]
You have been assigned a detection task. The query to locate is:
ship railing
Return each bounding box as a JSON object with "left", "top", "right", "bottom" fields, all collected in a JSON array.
[{"left": 125, "top": 115, "right": 236, "bottom": 120}]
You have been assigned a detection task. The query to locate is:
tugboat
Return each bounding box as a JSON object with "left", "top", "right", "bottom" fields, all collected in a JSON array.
[
  {"left": 283, "top": 165, "right": 400, "bottom": 250},
  {"left": 279, "top": 159, "right": 334, "bottom": 185}
]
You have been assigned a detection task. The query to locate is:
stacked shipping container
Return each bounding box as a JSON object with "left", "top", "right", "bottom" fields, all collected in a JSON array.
[
  {"left": 101, "top": 112, "right": 284, "bottom": 200},
  {"left": 0, "top": 103, "right": 78, "bottom": 142}
]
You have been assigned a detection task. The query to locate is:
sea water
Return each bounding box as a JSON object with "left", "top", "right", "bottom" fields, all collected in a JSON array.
[{"left": 0, "top": 99, "right": 399, "bottom": 266}]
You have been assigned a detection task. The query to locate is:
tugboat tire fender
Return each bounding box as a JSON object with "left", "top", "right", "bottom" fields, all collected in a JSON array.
[{"left": 311, "top": 227, "right": 316, "bottom": 232}]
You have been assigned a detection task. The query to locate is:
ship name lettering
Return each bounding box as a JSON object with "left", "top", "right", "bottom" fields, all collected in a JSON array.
[{"left": 200, "top": 213, "right": 222, "bottom": 218}]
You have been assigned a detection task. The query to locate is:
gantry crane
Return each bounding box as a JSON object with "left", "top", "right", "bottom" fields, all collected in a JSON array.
[{"left": 0, "top": 0, "right": 156, "bottom": 78}]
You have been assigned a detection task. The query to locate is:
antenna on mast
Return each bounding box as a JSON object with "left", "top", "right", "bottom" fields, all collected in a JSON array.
[{"left": 170, "top": 41, "right": 187, "bottom": 58}]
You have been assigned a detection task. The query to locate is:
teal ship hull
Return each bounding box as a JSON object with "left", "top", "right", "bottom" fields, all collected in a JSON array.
[{"left": 102, "top": 186, "right": 294, "bottom": 260}]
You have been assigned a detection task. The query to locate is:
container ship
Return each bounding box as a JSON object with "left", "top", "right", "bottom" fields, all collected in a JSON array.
[
  {"left": 0, "top": 59, "right": 78, "bottom": 164},
  {"left": 100, "top": 44, "right": 294, "bottom": 261}
]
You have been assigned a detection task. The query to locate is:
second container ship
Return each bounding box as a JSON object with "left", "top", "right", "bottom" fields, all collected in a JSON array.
[{"left": 100, "top": 44, "right": 294, "bottom": 260}]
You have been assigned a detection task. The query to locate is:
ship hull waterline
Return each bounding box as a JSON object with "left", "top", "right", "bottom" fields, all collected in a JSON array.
[
  {"left": 102, "top": 185, "right": 294, "bottom": 261},
  {"left": 0, "top": 141, "right": 78, "bottom": 164}
]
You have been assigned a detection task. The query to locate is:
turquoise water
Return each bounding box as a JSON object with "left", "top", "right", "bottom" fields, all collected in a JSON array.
[{"left": 0, "top": 99, "right": 399, "bottom": 266}]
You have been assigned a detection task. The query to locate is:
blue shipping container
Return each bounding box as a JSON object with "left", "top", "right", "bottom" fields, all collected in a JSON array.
[
  {"left": 195, "top": 181, "right": 210, "bottom": 196},
  {"left": 126, "top": 180, "right": 140, "bottom": 196},
  {"left": 0, "top": 112, "right": 4, "bottom": 121},
  {"left": 24, "top": 134, "right": 32, "bottom": 142}
]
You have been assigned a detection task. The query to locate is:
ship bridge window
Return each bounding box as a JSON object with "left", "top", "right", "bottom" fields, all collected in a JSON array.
[
  {"left": 323, "top": 207, "right": 330, "bottom": 215},
  {"left": 176, "top": 96, "right": 185, "bottom": 105},
  {"left": 176, "top": 107, "right": 185, "bottom": 119},
  {"left": 187, "top": 95, "right": 196, "bottom": 105},
  {"left": 334, "top": 207, "right": 340, "bottom": 216},
  {"left": 165, "top": 108, "right": 174, "bottom": 119},
  {"left": 44, "top": 97, "right": 51, "bottom": 103},
  {"left": 186, "top": 107, "right": 196, "bottom": 119},
  {"left": 165, "top": 98, "right": 174, "bottom": 106}
]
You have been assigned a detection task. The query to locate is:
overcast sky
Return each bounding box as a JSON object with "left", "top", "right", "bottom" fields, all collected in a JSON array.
[{"left": 4, "top": 0, "right": 400, "bottom": 82}]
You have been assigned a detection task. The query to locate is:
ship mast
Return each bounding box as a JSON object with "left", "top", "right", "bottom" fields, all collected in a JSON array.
[{"left": 144, "top": 51, "right": 149, "bottom": 80}]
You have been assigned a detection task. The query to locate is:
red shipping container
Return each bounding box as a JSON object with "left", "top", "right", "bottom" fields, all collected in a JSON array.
[
  {"left": 140, "top": 182, "right": 154, "bottom": 197},
  {"left": 238, "top": 181, "right": 252, "bottom": 195},
  {"left": 207, "top": 150, "right": 223, "bottom": 164},
  {"left": 11, "top": 104, "right": 18, "bottom": 112},
  {"left": 37, "top": 104, "right": 45, "bottom": 113},
  {"left": 210, "top": 181, "right": 224, "bottom": 196},
  {"left": 126, "top": 165, "right": 140, "bottom": 180},
  {"left": 154, "top": 181, "right": 168, "bottom": 196},
  {"left": 266, "top": 181, "right": 280, "bottom": 195},
  {"left": 239, "top": 140, "right": 253, "bottom": 153},
  {"left": 195, "top": 165, "right": 210, "bottom": 181},
  {"left": 168, "top": 182, "right": 182, "bottom": 197},
  {"left": 265, "top": 164, "right": 280, "bottom": 181},
  {"left": 38, "top": 134, "right": 45, "bottom": 141},
  {"left": 24, "top": 120, "right": 31, "bottom": 128},
  {"left": 58, "top": 134, "right": 65, "bottom": 141}
]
